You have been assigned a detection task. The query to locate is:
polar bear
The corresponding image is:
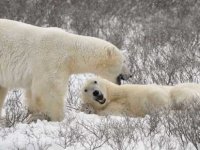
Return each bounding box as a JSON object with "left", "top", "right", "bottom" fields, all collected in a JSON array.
[
  {"left": 0, "top": 19, "right": 129, "bottom": 121},
  {"left": 81, "top": 77, "right": 200, "bottom": 117}
]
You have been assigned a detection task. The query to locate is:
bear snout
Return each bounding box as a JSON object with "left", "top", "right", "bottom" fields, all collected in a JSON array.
[
  {"left": 117, "top": 74, "right": 122, "bottom": 85},
  {"left": 117, "top": 74, "right": 133, "bottom": 85},
  {"left": 93, "top": 90, "right": 100, "bottom": 96},
  {"left": 93, "top": 90, "right": 104, "bottom": 103}
]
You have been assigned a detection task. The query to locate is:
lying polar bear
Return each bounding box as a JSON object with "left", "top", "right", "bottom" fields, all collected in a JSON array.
[{"left": 81, "top": 77, "right": 200, "bottom": 117}]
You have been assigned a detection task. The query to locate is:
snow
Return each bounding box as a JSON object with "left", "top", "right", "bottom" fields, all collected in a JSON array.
[{"left": 0, "top": 110, "right": 198, "bottom": 150}]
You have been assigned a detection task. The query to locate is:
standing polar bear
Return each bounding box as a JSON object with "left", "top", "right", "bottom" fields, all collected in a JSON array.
[
  {"left": 0, "top": 19, "right": 128, "bottom": 121},
  {"left": 81, "top": 77, "right": 200, "bottom": 117}
]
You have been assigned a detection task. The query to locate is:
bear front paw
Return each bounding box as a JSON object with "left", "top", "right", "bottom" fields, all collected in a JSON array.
[
  {"left": 80, "top": 103, "right": 96, "bottom": 114},
  {"left": 25, "top": 112, "right": 51, "bottom": 123}
]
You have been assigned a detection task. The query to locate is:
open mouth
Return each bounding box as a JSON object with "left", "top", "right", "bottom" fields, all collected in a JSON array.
[
  {"left": 94, "top": 94, "right": 106, "bottom": 104},
  {"left": 97, "top": 98, "right": 106, "bottom": 104}
]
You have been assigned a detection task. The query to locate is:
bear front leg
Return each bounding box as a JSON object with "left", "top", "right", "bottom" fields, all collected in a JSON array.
[
  {"left": 25, "top": 89, "right": 51, "bottom": 123},
  {"left": 29, "top": 78, "right": 66, "bottom": 122}
]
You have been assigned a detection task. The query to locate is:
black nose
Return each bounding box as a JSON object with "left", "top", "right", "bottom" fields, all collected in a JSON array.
[
  {"left": 93, "top": 90, "right": 99, "bottom": 96},
  {"left": 117, "top": 74, "right": 123, "bottom": 85}
]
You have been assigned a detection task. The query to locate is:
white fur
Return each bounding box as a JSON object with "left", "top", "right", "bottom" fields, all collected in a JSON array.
[
  {"left": 81, "top": 77, "right": 200, "bottom": 117},
  {"left": 0, "top": 19, "right": 124, "bottom": 121}
]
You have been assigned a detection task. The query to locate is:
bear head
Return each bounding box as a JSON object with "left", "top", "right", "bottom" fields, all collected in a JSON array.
[{"left": 81, "top": 78, "right": 110, "bottom": 111}]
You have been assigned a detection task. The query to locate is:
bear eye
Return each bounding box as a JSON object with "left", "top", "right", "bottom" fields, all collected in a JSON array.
[
  {"left": 84, "top": 89, "right": 88, "bottom": 92},
  {"left": 94, "top": 81, "right": 97, "bottom": 84}
]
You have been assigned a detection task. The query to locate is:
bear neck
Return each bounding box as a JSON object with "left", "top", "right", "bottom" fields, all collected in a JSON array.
[
  {"left": 68, "top": 53, "right": 109, "bottom": 75},
  {"left": 106, "top": 83, "right": 126, "bottom": 101}
]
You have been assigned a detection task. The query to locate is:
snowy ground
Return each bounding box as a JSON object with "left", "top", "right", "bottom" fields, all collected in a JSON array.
[{"left": 0, "top": 109, "right": 197, "bottom": 150}]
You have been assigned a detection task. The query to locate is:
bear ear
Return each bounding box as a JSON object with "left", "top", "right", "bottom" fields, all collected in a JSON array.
[{"left": 106, "top": 47, "right": 115, "bottom": 58}]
